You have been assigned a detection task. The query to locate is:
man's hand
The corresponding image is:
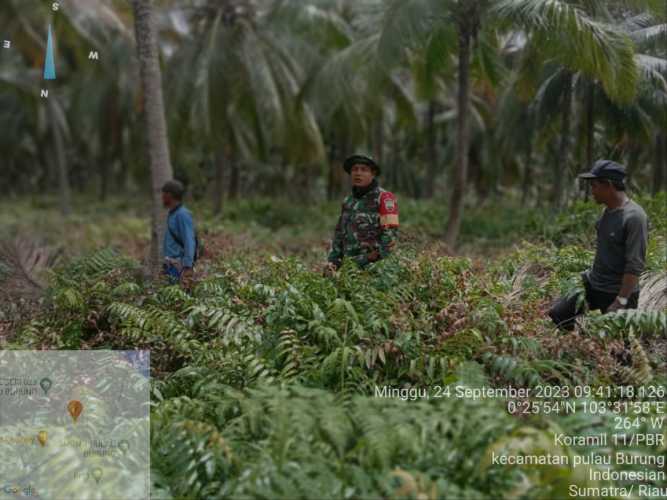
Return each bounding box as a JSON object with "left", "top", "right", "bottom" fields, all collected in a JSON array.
[
  {"left": 606, "top": 299, "right": 625, "bottom": 314},
  {"left": 181, "top": 267, "right": 194, "bottom": 289},
  {"left": 323, "top": 262, "right": 338, "bottom": 277}
]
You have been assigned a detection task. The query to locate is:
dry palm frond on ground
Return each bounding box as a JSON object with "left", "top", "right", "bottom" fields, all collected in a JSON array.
[{"left": 638, "top": 271, "right": 667, "bottom": 312}]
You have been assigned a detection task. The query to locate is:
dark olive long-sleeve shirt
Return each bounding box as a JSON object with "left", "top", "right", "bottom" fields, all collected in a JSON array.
[{"left": 587, "top": 199, "right": 649, "bottom": 294}]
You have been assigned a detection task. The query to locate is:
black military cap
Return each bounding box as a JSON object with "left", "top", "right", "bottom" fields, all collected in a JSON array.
[
  {"left": 578, "top": 160, "right": 626, "bottom": 182},
  {"left": 343, "top": 154, "right": 381, "bottom": 175}
]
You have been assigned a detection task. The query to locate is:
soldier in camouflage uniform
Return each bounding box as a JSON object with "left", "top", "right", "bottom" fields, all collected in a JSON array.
[{"left": 325, "top": 155, "right": 399, "bottom": 273}]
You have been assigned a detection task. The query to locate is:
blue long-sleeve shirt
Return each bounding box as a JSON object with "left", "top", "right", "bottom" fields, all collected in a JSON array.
[{"left": 164, "top": 205, "right": 196, "bottom": 268}]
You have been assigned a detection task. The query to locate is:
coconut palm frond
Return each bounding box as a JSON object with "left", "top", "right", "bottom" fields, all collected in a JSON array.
[
  {"left": 636, "top": 54, "right": 667, "bottom": 90},
  {"left": 376, "top": 0, "right": 440, "bottom": 65},
  {"left": 626, "top": 18, "right": 667, "bottom": 54},
  {"left": 306, "top": 35, "right": 379, "bottom": 119},
  {"left": 621, "top": 12, "right": 656, "bottom": 32},
  {"left": 65, "top": 0, "right": 133, "bottom": 44},
  {"left": 494, "top": 0, "right": 639, "bottom": 104},
  {"left": 530, "top": 66, "right": 571, "bottom": 126},
  {"left": 630, "top": 23, "right": 667, "bottom": 43},
  {"left": 268, "top": 0, "right": 355, "bottom": 49}
]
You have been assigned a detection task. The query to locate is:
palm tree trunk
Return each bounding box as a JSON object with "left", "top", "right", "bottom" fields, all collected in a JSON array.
[
  {"left": 100, "top": 160, "right": 110, "bottom": 202},
  {"left": 521, "top": 133, "right": 533, "bottom": 207},
  {"left": 131, "top": 0, "right": 173, "bottom": 277},
  {"left": 373, "top": 112, "right": 384, "bottom": 165},
  {"left": 444, "top": 28, "right": 472, "bottom": 248},
  {"left": 327, "top": 140, "right": 337, "bottom": 200},
  {"left": 42, "top": 144, "right": 55, "bottom": 192},
  {"left": 470, "top": 146, "right": 488, "bottom": 201},
  {"left": 55, "top": 142, "right": 71, "bottom": 216},
  {"left": 423, "top": 100, "right": 437, "bottom": 199},
  {"left": 663, "top": 134, "right": 667, "bottom": 192},
  {"left": 585, "top": 83, "right": 595, "bottom": 169},
  {"left": 328, "top": 130, "right": 348, "bottom": 200},
  {"left": 663, "top": 134, "right": 667, "bottom": 193},
  {"left": 213, "top": 150, "right": 226, "bottom": 215},
  {"left": 626, "top": 144, "right": 641, "bottom": 179},
  {"left": 117, "top": 128, "right": 131, "bottom": 191},
  {"left": 327, "top": 163, "right": 336, "bottom": 201},
  {"left": 553, "top": 75, "right": 573, "bottom": 209},
  {"left": 49, "top": 104, "right": 72, "bottom": 216},
  {"left": 102, "top": 91, "right": 121, "bottom": 201},
  {"left": 228, "top": 162, "right": 239, "bottom": 199},
  {"left": 118, "top": 159, "right": 129, "bottom": 191},
  {"left": 654, "top": 133, "right": 666, "bottom": 195}
]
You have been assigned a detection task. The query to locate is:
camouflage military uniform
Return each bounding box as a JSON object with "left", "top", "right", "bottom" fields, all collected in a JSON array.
[{"left": 328, "top": 180, "right": 399, "bottom": 269}]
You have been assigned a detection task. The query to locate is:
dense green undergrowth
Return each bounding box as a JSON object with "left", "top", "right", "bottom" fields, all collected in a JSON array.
[
  {"left": 0, "top": 192, "right": 638, "bottom": 260},
  {"left": 2, "top": 194, "right": 666, "bottom": 499}
]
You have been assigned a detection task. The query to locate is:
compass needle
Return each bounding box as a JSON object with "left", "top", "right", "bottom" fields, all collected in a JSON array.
[{"left": 43, "top": 24, "right": 56, "bottom": 80}]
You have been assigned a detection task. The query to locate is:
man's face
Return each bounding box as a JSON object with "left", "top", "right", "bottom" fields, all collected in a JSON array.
[
  {"left": 162, "top": 191, "right": 175, "bottom": 208},
  {"left": 350, "top": 164, "right": 375, "bottom": 187},
  {"left": 590, "top": 179, "right": 610, "bottom": 204}
]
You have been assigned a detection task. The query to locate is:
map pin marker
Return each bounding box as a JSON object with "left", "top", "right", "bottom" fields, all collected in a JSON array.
[
  {"left": 67, "top": 400, "right": 83, "bottom": 423},
  {"left": 92, "top": 468, "right": 103, "bottom": 484},
  {"left": 37, "top": 431, "right": 48, "bottom": 447},
  {"left": 40, "top": 378, "right": 52, "bottom": 395},
  {"left": 118, "top": 440, "right": 130, "bottom": 454}
]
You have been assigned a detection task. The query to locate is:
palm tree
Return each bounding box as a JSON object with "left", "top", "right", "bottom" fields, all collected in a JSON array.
[
  {"left": 1, "top": 0, "right": 663, "bottom": 208},
  {"left": 621, "top": 8, "right": 667, "bottom": 193},
  {"left": 0, "top": 0, "right": 138, "bottom": 209},
  {"left": 443, "top": 1, "right": 491, "bottom": 246},
  {"left": 495, "top": 0, "right": 641, "bottom": 209},
  {"left": 164, "top": 0, "right": 330, "bottom": 210},
  {"left": 377, "top": 0, "right": 640, "bottom": 245},
  {"left": 0, "top": 0, "right": 74, "bottom": 214},
  {"left": 495, "top": 76, "right": 539, "bottom": 205},
  {"left": 130, "top": 0, "right": 173, "bottom": 276},
  {"left": 61, "top": 2, "right": 136, "bottom": 199},
  {"left": 296, "top": 1, "right": 424, "bottom": 197}
]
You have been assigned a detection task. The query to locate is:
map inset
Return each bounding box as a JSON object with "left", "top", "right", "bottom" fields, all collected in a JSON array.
[{"left": 0, "top": 351, "right": 150, "bottom": 500}]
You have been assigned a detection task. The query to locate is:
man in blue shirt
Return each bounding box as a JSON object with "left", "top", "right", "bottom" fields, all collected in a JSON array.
[{"left": 161, "top": 180, "right": 196, "bottom": 286}]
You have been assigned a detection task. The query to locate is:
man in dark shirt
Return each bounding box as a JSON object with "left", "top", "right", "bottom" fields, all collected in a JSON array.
[{"left": 548, "top": 160, "right": 649, "bottom": 330}]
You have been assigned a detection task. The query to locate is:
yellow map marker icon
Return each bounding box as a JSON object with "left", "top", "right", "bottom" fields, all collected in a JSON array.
[
  {"left": 67, "top": 400, "right": 83, "bottom": 423},
  {"left": 37, "top": 431, "right": 48, "bottom": 447}
]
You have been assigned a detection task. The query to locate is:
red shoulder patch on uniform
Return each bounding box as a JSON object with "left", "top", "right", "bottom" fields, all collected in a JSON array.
[
  {"left": 379, "top": 192, "right": 398, "bottom": 214},
  {"left": 379, "top": 192, "right": 399, "bottom": 227}
]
